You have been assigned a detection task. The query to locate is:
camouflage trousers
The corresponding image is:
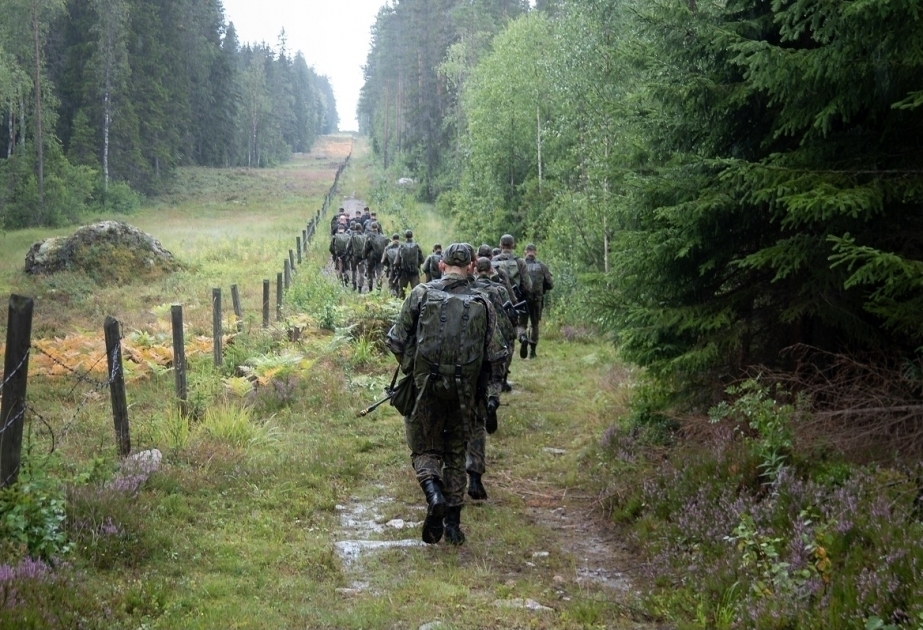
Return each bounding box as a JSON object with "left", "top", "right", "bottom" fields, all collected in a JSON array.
[
  {"left": 365, "top": 261, "right": 383, "bottom": 290},
  {"left": 398, "top": 273, "right": 420, "bottom": 299},
  {"left": 525, "top": 296, "right": 544, "bottom": 344},
  {"left": 404, "top": 393, "right": 470, "bottom": 507},
  {"left": 466, "top": 399, "right": 487, "bottom": 475},
  {"left": 349, "top": 258, "right": 366, "bottom": 289}
]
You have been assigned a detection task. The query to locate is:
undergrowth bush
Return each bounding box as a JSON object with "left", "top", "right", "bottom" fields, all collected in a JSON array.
[{"left": 601, "top": 379, "right": 923, "bottom": 630}]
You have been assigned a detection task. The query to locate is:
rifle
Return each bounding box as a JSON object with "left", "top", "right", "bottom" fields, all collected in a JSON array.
[
  {"left": 356, "top": 367, "right": 400, "bottom": 417},
  {"left": 502, "top": 299, "right": 529, "bottom": 324}
]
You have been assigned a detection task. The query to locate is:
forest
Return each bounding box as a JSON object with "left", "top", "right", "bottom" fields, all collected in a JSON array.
[
  {"left": 359, "top": 0, "right": 923, "bottom": 627},
  {"left": 0, "top": 0, "right": 338, "bottom": 229}
]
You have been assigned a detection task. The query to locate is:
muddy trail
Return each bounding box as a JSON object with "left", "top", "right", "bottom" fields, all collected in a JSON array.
[{"left": 321, "top": 196, "right": 667, "bottom": 630}]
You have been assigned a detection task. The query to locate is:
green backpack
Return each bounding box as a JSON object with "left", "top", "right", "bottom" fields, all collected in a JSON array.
[
  {"left": 399, "top": 242, "right": 420, "bottom": 274},
  {"left": 492, "top": 256, "right": 520, "bottom": 287},
  {"left": 412, "top": 281, "right": 488, "bottom": 407},
  {"left": 333, "top": 232, "right": 350, "bottom": 256},
  {"left": 366, "top": 234, "right": 388, "bottom": 262}
]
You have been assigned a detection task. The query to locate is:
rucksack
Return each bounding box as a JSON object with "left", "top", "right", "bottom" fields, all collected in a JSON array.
[
  {"left": 525, "top": 260, "right": 545, "bottom": 295},
  {"left": 333, "top": 233, "right": 350, "bottom": 256},
  {"left": 349, "top": 232, "right": 367, "bottom": 258},
  {"left": 412, "top": 282, "right": 488, "bottom": 406},
  {"left": 427, "top": 253, "right": 443, "bottom": 279},
  {"left": 492, "top": 255, "right": 520, "bottom": 288},
  {"left": 367, "top": 234, "right": 388, "bottom": 262},
  {"left": 399, "top": 242, "right": 420, "bottom": 275}
]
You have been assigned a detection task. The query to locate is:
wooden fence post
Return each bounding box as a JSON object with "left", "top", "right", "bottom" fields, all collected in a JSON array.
[
  {"left": 104, "top": 316, "right": 131, "bottom": 458},
  {"left": 231, "top": 284, "right": 243, "bottom": 332},
  {"left": 288, "top": 250, "right": 296, "bottom": 276},
  {"left": 296, "top": 237, "right": 302, "bottom": 264},
  {"left": 212, "top": 288, "right": 223, "bottom": 368},
  {"left": 276, "top": 272, "right": 283, "bottom": 321},
  {"left": 171, "top": 305, "right": 188, "bottom": 417},
  {"left": 0, "top": 294, "right": 33, "bottom": 487},
  {"left": 262, "top": 279, "right": 270, "bottom": 328}
]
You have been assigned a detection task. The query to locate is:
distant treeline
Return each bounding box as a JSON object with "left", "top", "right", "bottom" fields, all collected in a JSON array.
[
  {"left": 0, "top": 0, "right": 338, "bottom": 228},
  {"left": 360, "top": 0, "right": 923, "bottom": 389}
]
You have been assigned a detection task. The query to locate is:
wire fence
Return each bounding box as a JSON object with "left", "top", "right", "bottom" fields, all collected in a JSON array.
[{"left": 0, "top": 150, "right": 352, "bottom": 489}]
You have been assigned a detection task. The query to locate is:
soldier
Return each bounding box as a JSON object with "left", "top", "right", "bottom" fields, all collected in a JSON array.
[
  {"left": 381, "top": 233, "right": 402, "bottom": 296},
  {"left": 360, "top": 206, "right": 372, "bottom": 230},
  {"left": 522, "top": 243, "right": 553, "bottom": 358},
  {"left": 347, "top": 222, "right": 368, "bottom": 292},
  {"left": 329, "top": 224, "right": 351, "bottom": 286},
  {"left": 330, "top": 208, "right": 347, "bottom": 236},
  {"left": 386, "top": 244, "right": 508, "bottom": 545},
  {"left": 422, "top": 243, "right": 444, "bottom": 282},
  {"left": 467, "top": 256, "right": 516, "bottom": 501},
  {"left": 397, "top": 229, "right": 425, "bottom": 298},
  {"left": 362, "top": 222, "right": 388, "bottom": 292},
  {"left": 492, "top": 234, "right": 532, "bottom": 365}
]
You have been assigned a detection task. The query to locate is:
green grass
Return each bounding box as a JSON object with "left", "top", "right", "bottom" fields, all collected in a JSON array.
[{"left": 0, "top": 137, "right": 647, "bottom": 630}]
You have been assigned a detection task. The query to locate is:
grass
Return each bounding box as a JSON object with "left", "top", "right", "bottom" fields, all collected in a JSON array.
[{"left": 0, "top": 137, "right": 646, "bottom": 629}]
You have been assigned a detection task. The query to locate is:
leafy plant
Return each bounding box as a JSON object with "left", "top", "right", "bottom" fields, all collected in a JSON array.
[
  {"left": 0, "top": 463, "right": 70, "bottom": 560},
  {"left": 710, "top": 379, "right": 799, "bottom": 483}
]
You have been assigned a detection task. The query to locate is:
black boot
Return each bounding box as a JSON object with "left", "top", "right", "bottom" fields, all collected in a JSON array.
[
  {"left": 467, "top": 472, "right": 488, "bottom": 500},
  {"left": 519, "top": 335, "right": 529, "bottom": 359},
  {"left": 444, "top": 505, "right": 465, "bottom": 546},
  {"left": 420, "top": 479, "right": 447, "bottom": 544},
  {"left": 529, "top": 343, "right": 536, "bottom": 359}
]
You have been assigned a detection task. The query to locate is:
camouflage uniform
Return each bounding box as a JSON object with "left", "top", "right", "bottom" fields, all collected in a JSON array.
[
  {"left": 381, "top": 237, "right": 401, "bottom": 296},
  {"left": 386, "top": 257, "right": 508, "bottom": 543},
  {"left": 363, "top": 225, "right": 388, "bottom": 292},
  {"left": 397, "top": 237, "right": 425, "bottom": 298},
  {"left": 346, "top": 226, "right": 367, "bottom": 292},
  {"left": 422, "top": 247, "right": 444, "bottom": 282},
  {"left": 329, "top": 228, "right": 350, "bottom": 285},
  {"left": 467, "top": 263, "right": 515, "bottom": 486},
  {"left": 523, "top": 246, "right": 554, "bottom": 357},
  {"left": 492, "top": 241, "right": 533, "bottom": 359}
]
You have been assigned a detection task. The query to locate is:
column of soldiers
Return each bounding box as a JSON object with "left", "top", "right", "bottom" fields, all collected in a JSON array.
[{"left": 383, "top": 233, "right": 553, "bottom": 547}]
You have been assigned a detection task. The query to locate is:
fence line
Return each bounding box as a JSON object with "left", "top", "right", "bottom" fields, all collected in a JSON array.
[{"left": 0, "top": 148, "right": 354, "bottom": 488}]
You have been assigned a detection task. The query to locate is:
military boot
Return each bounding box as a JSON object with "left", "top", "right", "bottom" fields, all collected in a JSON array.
[
  {"left": 420, "top": 479, "right": 447, "bottom": 544},
  {"left": 467, "top": 472, "right": 488, "bottom": 500},
  {"left": 444, "top": 505, "right": 466, "bottom": 546},
  {"left": 529, "top": 343, "right": 537, "bottom": 359}
]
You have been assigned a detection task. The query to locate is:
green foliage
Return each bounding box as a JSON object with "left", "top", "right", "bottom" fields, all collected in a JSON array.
[
  {"left": 710, "top": 379, "right": 799, "bottom": 483},
  {"left": 0, "top": 462, "right": 70, "bottom": 560}
]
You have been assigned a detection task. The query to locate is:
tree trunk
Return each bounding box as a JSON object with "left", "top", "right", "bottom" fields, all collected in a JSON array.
[
  {"left": 32, "top": 0, "right": 44, "bottom": 219},
  {"left": 536, "top": 105, "right": 542, "bottom": 194}
]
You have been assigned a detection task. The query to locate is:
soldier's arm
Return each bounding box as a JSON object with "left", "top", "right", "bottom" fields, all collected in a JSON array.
[
  {"left": 481, "top": 300, "right": 509, "bottom": 398},
  {"left": 329, "top": 239, "right": 336, "bottom": 255},
  {"left": 385, "top": 285, "right": 426, "bottom": 364},
  {"left": 543, "top": 263, "right": 553, "bottom": 291}
]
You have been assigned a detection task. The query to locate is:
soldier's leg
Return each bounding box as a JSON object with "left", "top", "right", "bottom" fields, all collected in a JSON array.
[
  {"left": 443, "top": 409, "right": 469, "bottom": 544},
  {"left": 405, "top": 396, "right": 449, "bottom": 544},
  {"left": 528, "top": 297, "right": 542, "bottom": 358},
  {"left": 466, "top": 402, "right": 488, "bottom": 500},
  {"left": 409, "top": 274, "right": 420, "bottom": 290}
]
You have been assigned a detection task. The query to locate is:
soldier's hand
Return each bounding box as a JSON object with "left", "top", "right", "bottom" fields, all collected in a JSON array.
[{"left": 486, "top": 396, "right": 500, "bottom": 434}]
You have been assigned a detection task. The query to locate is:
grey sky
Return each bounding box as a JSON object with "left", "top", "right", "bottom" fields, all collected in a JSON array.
[{"left": 221, "top": 0, "right": 387, "bottom": 132}]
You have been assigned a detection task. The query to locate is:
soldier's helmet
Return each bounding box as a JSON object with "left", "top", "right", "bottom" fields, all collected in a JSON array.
[
  {"left": 476, "top": 257, "right": 492, "bottom": 273},
  {"left": 391, "top": 233, "right": 400, "bottom": 241},
  {"left": 500, "top": 234, "right": 515, "bottom": 248},
  {"left": 477, "top": 244, "right": 492, "bottom": 258},
  {"left": 404, "top": 229, "right": 413, "bottom": 239}
]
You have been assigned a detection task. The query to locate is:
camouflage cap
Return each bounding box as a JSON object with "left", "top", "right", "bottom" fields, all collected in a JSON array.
[
  {"left": 477, "top": 244, "right": 492, "bottom": 258},
  {"left": 500, "top": 233, "right": 515, "bottom": 248},
  {"left": 443, "top": 243, "right": 472, "bottom": 267},
  {"left": 391, "top": 233, "right": 400, "bottom": 240},
  {"left": 476, "top": 257, "right": 492, "bottom": 273},
  {"left": 525, "top": 242, "right": 536, "bottom": 252},
  {"left": 404, "top": 229, "right": 413, "bottom": 238}
]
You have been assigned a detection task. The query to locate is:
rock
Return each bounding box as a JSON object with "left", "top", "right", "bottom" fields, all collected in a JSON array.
[
  {"left": 397, "top": 177, "right": 415, "bottom": 186},
  {"left": 25, "top": 221, "right": 180, "bottom": 283},
  {"left": 493, "top": 598, "right": 554, "bottom": 612}
]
